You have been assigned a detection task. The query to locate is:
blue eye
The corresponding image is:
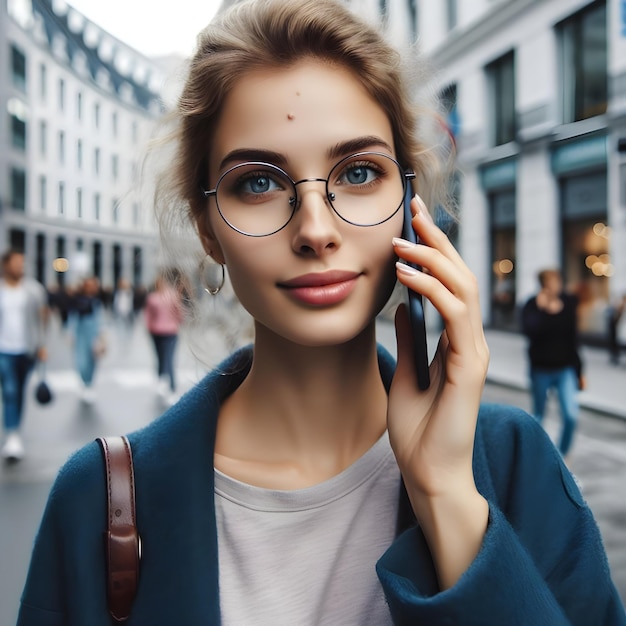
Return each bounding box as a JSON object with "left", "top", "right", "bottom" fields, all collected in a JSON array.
[
  {"left": 346, "top": 166, "right": 369, "bottom": 184},
  {"left": 239, "top": 173, "right": 282, "bottom": 194},
  {"left": 337, "top": 161, "right": 385, "bottom": 187}
]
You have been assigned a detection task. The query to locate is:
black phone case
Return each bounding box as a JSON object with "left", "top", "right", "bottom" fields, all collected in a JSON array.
[{"left": 401, "top": 186, "right": 430, "bottom": 390}]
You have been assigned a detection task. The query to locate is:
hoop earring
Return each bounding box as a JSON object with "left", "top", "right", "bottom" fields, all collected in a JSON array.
[{"left": 200, "top": 257, "right": 225, "bottom": 295}]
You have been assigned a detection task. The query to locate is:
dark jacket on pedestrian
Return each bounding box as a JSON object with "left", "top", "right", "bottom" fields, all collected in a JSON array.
[
  {"left": 521, "top": 292, "right": 583, "bottom": 377},
  {"left": 17, "top": 347, "right": 625, "bottom": 625}
]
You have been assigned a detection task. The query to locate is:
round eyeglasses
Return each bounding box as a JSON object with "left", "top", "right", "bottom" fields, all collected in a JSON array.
[{"left": 202, "top": 151, "right": 415, "bottom": 237}]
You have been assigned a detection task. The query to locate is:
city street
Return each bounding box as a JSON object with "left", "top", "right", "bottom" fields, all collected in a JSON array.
[{"left": 1, "top": 313, "right": 625, "bottom": 624}]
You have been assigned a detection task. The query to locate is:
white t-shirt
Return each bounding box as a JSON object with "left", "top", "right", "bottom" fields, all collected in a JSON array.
[
  {"left": 0, "top": 285, "right": 29, "bottom": 353},
  {"left": 215, "top": 431, "right": 401, "bottom": 626}
]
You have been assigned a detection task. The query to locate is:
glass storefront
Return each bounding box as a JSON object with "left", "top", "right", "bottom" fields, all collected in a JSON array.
[
  {"left": 490, "top": 191, "right": 517, "bottom": 330},
  {"left": 560, "top": 171, "right": 609, "bottom": 335},
  {"left": 481, "top": 159, "right": 517, "bottom": 331}
]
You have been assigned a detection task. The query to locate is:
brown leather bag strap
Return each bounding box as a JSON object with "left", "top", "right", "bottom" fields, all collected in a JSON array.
[{"left": 97, "top": 436, "right": 141, "bottom": 622}]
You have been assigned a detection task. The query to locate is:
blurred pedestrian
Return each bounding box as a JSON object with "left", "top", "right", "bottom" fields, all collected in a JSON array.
[
  {"left": 69, "top": 276, "right": 106, "bottom": 404},
  {"left": 112, "top": 278, "right": 135, "bottom": 338},
  {"left": 47, "top": 284, "right": 72, "bottom": 329},
  {"left": 521, "top": 269, "right": 584, "bottom": 460},
  {"left": 144, "top": 271, "right": 184, "bottom": 404},
  {"left": 0, "top": 249, "right": 49, "bottom": 461}
]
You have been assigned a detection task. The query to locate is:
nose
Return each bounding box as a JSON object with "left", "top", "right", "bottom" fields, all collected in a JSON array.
[{"left": 290, "top": 180, "right": 342, "bottom": 256}]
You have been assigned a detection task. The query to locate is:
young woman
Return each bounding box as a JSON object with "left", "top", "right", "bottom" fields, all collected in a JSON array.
[
  {"left": 18, "top": 1, "right": 625, "bottom": 624},
  {"left": 144, "top": 271, "right": 185, "bottom": 404}
]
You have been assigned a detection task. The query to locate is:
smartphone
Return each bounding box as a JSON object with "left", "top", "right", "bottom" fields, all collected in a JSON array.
[{"left": 401, "top": 185, "right": 430, "bottom": 390}]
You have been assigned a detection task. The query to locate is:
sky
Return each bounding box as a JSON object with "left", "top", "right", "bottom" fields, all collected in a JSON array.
[{"left": 65, "top": 0, "right": 224, "bottom": 58}]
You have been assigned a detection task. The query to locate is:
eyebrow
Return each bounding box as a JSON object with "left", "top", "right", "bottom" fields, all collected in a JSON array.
[
  {"left": 327, "top": 136, "right": 394, "bottom": 160},
  {"left": 218, "top": 135, "right": 394, "bottom": 172}
]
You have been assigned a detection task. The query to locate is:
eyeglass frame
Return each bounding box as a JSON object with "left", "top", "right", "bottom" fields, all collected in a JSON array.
[{"left": 201, "top": 151, "right": 416, "bottom": 237}]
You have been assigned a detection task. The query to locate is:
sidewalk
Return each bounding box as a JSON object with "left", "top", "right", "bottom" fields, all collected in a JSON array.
[
  {"left": 375, "top": 319, "right": 626, "bottom": 421},
  {"left": 483, "top": 329, "right": 626, "bottom": 420}
]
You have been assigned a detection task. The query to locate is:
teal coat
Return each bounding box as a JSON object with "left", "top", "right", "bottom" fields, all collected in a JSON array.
[{"left": 18, "top": 347, "right": 626, "bottom": 625}]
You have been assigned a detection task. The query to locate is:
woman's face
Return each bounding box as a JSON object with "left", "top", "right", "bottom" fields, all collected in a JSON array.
[{"left": 201, "top": 58, "right": 404, "bottom": 347}]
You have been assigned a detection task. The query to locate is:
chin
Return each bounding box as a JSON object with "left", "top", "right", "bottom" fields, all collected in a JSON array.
[{"left": 259, "top": 310, "right": 377, "bottom": 349}]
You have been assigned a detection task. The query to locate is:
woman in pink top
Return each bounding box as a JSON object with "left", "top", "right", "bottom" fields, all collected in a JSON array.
[{"left": 144, "top": 271, "right": 185, "bottom": 403}]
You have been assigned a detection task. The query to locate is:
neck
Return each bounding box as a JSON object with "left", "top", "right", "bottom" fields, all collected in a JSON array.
[
  {"left": 215, "top": 321, "right": 389, "bottom": 487},
  {"left": 3, "top": 275, "right": 21, "bottom": 287}
]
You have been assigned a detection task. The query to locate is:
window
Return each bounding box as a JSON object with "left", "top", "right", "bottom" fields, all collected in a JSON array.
[
  {"left": 112, "top": 154, "right": 118, "bottom": 181},
  {"left": 94, "top": 193, "right": 101, "bottom": 221},
  {"left": 11, "top": 45, "right": 26, "bottom": 92},
  {"left": 8, "top": 98, "right": 27, "bottom": 150},
  {"left": 36, "top": 233, "right": 45, "bottom": 284},
  {"left": 94, "top": 103, "right": 100, "bottom": 128},
  {"left": 558, "top": 1, "right": 607, "bottom": 123},
  {"left": 407, "top": 0, "right": 418, "bottom": 41},
  {"left": 77, "top": 188, "right": 83, "bottom": 218},
  {"left": 112, "top": 112, "right": 118, "bottom": 137},
  {"left": 487, "top": 51, "right": 516, "bottom": 146},
  {"left": 58, "top": 78, "right": 65, "bottom": 111},
  {"left": 11, "top": 168, "right": 26, "bottom": 210},
  {"left": 39, "top": 63, "right": 46, "bottom": 101},
  {"left": 131, "top": 121, "right": 138, "bottom": 143},
  {"left": 58, "top": 182, "right": 65, "bottom": 215},
  {"left": 446, "top": 0, "right": 457, "bottom": 31},
  {"left": 133, "top": 202, "right": 140, "bottom": 226},
  {"left": 77, "top": 139, "right": 82, "bottom": 169},
  {"left": 379, "top": 0, "right": 388, "bottom": 22},
  {"left": 77, "top": 92, "right": 83, "bottom": 120},
  {"left": 11, "top": 113, "right": 26, "bottom": 149},
  {"left": 39, "top": 175, "right": 47, "bottom": 211},
  {"left": 440, "top": 83, "right": 459, "bottom": 139},
  {"left": 39, "top": 120, "right": 47, "bottom": 157},
  {"left": 58, "top": 131, "right": 65, "bottom": 163},
  {"left": 94, "top": 148, "right": 100, "bottom": 174}
]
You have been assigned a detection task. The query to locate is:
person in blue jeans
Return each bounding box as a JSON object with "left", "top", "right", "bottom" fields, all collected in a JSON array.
[
  {"left": 0, "top": 250, "right": 48, "bottom": 462},
  {"left": 522, "top": 269, "right": 584, "bottom": 459},
  {"left": 69, "top": 276, "right": 106, "bottom": 405}
]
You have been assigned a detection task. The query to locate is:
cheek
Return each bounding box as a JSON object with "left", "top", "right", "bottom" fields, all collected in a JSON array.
[
  {"left": 218, "top": 236, "right": 278, "bottom": 301},
  {"left": 365, "top": 213, "right": 403, "bottom": 273},
  {"left": 359, "top": 214, "right": 403, "bottom": 302}
]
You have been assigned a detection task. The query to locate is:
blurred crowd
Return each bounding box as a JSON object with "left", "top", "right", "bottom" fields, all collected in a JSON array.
[{"left": 0, "top": 248, "right": 188, "bottom": 462}]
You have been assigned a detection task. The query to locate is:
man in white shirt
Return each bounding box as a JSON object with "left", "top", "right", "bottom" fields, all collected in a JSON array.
[{"left": 0, "top": 250, "right": 48, "bottom": 461}]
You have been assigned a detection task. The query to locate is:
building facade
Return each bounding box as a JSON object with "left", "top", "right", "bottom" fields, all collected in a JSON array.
[
  {"left": 417, "top": 0, "right": 626, "bottom": 338},
  {"left": 1, "top": 0, "right": 165, "bottom": 291}
]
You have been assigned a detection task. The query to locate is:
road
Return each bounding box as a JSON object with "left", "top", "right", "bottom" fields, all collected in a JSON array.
[{"left": 1, "top": 313, "right": 625, "bottom": 624}]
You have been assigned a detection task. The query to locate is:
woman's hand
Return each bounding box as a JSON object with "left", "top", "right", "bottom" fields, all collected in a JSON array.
[{"left": 389, "top": 194, "right": 490, "bottom": 589}]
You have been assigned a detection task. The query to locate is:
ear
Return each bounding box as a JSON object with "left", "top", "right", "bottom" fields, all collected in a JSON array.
[{"left": 197, "top": 214, "right": 226, "bottom": 265}]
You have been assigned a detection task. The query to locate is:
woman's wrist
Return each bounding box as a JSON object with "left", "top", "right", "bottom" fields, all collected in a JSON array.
[{"left": 406, "top": 482, "right": 489, "bottom": 590}]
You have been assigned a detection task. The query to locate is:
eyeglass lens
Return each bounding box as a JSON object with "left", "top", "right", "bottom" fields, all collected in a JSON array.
[{"left": 213, "top": 152, "right": 406, "bottom": 236}]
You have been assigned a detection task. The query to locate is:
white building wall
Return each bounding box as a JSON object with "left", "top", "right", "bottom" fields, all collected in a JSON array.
[
  {"left": 459, "top": 169, "right": 491, "bottom": 317},
  {"left": 2, "top": 0, "right": 163, "bottom": 290},
  {"left": 414, "top": 0, "right": 622, "bottom": 335}
]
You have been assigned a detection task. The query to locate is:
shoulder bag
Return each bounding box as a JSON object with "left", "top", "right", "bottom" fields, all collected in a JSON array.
[{"left": 96, "top": 436, "right": 141, "bottom": 622}]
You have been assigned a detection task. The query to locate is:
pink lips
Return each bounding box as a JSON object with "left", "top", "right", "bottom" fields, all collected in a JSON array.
[{"left": 278, "top": 270, "right": 360, "bottom": 306}]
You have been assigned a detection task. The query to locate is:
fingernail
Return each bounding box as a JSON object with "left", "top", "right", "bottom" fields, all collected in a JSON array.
[
  {"left": 392, "top": 237, "right": 414, "bottom": 249},
  {"left": 413, "top": 194, "right": 422, "bottom": 215},
  {"left": 396, "top": 261, "right": 419, "bottom": 276},
  {"left": 414, "top": 194, "right": 433, "bottom": 222}
]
